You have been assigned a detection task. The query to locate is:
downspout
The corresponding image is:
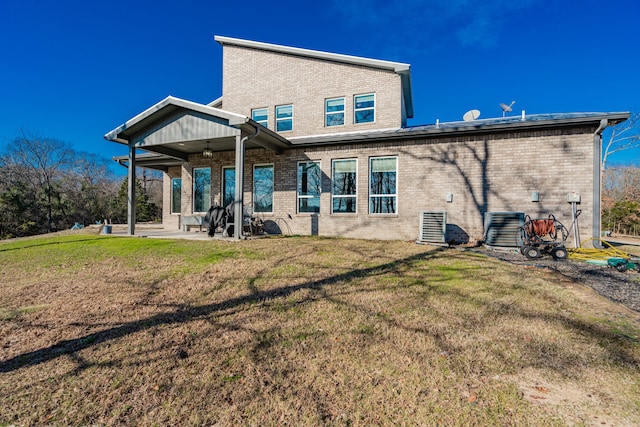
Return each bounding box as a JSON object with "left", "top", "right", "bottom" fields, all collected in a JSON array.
[
  {"left": 593, "top": 118, "right": 608, "bottom": 248},
  {"left": 233, "top": 123, "right": 260, "bottom": 239}
]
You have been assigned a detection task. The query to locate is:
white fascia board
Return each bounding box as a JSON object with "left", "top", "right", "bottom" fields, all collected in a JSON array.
[
  {"left": 104, "top": 96, "right": 248, "bottom": 141},
  {"left": 214, "top": 35, "right": 410, "bottom": 73}
]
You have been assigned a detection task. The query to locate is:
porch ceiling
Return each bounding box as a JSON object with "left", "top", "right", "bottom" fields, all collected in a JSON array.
[{"left": 104, "top": 96, "right": 291, "bottom": 162}]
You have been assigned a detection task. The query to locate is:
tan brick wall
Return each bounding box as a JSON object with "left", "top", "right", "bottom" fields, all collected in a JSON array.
[
  {"left": 221, "top": 45, "right": 404, "bottom": 137},
  {"left": 162, "top": 127, "right": 597, "bottom": 243}
]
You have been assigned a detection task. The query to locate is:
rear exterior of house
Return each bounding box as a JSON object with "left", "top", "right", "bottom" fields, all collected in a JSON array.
[{"left": 106, "top": 36, "right": 629, "bottom": 244}]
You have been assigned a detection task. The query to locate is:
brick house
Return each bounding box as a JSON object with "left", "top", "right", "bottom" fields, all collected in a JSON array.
[{"left": 105, "top": 36, "right": 629, "bottom": 244}]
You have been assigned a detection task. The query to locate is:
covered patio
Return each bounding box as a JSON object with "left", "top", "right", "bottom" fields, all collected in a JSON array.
[{"left": 104, "top": 96, "right": 291, "bottom": 238}]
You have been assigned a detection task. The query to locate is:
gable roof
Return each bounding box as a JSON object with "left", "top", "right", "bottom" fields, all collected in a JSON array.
[{"left": 215, "top": 35, "right": 414, "bottom": 119}]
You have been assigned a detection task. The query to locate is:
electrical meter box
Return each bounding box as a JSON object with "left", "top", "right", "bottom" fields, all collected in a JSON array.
[{"left": 567, "top": 193, "right": 581, "bottom": 203}]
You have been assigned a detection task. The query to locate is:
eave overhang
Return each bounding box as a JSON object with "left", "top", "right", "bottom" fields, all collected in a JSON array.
[
  {"left": 288, "top": 112, "right": 631, "bottom": 147},
  {"left": 104, "top": 96, "right": 291, "bottom": 163}
]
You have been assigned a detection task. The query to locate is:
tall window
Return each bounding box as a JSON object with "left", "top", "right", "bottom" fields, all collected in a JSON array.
[
  {"left": 297, "top": 161, "right": 321, "bottom": 213},
  {"left": 325, "top": 97, "right": 345, "bottom": 127},
  {"left": 222, "top": 166, "right": 235, "bottom": 207},
  {"left": 332, "top": 159, "right": 357, "bottom": 213},
  {"left": 252, "top": 108, "right": 268, "bottom": 128},
  {"left": 354, "top": 93, "right": 375, "bottom": 124},
  {"left": 369, "top": 157, "right": 397, "bottom": 214},
  {"left": 276, "top": 104, "right": 293, "bottom": 132},
  {"left": 171, "top": 178, "right": 182, "bottom": 214},
  {"left": 193, "top": 167, "right": 211, "bottom": 213},
  {"left": 254, "top": 164, "right": 274, "bottom": 213}
]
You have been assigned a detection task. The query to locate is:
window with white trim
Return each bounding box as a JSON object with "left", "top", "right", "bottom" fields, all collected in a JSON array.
[
  {"left": 193, "top": 167, "right": 211, "bottom": 213},
  {"left": 297, "top": 161, "right": 321, "bottom": 213},
  {"left": 251, "top": 108, "right": 268, "bottom": 127},
  {"left": 276, "top": 104, "right": 293, "bottom": 132},
  {"left": 332, "top": 159, "right": 357, "bottom": 213},
  {"left": 171, "top": 178, "right": 182, "bottom": 214},
  {"left": 369, "top": 157, "right": 397, "bottom": 214},
  {"left": 253, "top": 164, "right": 274, "bottom": 213},
  {"left": 325, "top": 97, "right": 345, "bottom": 127},
  {"left": 354, "top": 93, "right": 375, "bottom": 124},
  {"left": 222, "top": 166, "right": 235, "bottom": 208}
]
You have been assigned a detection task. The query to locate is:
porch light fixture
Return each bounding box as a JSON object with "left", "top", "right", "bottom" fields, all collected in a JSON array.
[{"left": 202, "top": 141, "right": 213, "bottom": 158}]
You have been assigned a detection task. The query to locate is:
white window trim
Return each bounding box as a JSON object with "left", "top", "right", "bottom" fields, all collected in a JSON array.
[
  {"left": 331, "top": 158, "right": 358, "bottom": 214},
  {"left": 325, "top": 97, "right": 345, "bottom": 128},
  {"left": 354, "top": 93, "right": 376, "bottom": 125},
  {"left": 253, "top": 163, "right": 274, "bottom": 214},
  {"left": 275, "top": 104, "right": 293, "bottom": 132},
  {"left": 297, "top": 160, "right": 322, "bottom": 214},
  {"left": 368, "top": 156, "right": 398, "bottom": 215},
  {"left": 170, "top": 177, "right": 182, "bottom": 215},
  {"left": 222, "top": 165, "right": 235, "bottom": 208},
  {"left": 251, "top": 107, "right": 268, "bottom": 128},
  {"left": 192, "top": 167, "right": 211, "bottom": 214}
]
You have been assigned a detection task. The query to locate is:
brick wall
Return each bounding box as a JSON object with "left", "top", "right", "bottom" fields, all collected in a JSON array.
[
  {"left": 164, "top": 126, "right": 597, "bottom": 243},
  {"left": 221, "top": 45, "right": 404, "bottom": 137}
]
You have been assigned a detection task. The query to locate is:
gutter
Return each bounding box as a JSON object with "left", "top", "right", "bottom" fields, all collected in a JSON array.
[{"left": 593, "top": 118, "right": 608, "bottom": 248}]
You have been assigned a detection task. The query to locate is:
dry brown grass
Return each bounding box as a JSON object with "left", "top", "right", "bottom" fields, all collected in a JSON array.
[{"left": 1, "top": 234, "right": 639, "bottom": 426}]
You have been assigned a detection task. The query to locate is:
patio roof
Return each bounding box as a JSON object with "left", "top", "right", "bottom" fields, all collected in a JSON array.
[{"left": 104, "top": 96, "right": 291, "bottom": 162}]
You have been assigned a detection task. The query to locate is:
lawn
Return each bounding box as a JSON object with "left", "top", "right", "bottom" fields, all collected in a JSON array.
[{"left": 1, "top": 234, "right": 639, "bottom": 426}]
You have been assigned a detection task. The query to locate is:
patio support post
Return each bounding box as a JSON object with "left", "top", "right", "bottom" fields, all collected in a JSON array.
[
  {"left": 128, "top": 143, "right": 136, "bottom": 236},
  {"left": 234, "top": 134, "right": 244, "bottom": 239}
]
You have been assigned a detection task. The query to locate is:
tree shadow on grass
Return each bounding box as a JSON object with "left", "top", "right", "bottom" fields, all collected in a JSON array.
[{"left": 1, "top": 248, "right": 638, "bottom": 378}]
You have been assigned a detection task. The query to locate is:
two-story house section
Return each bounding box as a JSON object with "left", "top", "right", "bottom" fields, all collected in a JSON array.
[
  {"left": 215, "top": 36, "right": 413, "bottom": 138},
  {"left": 105, "top": 36, "right": 629, "bottom": 245}
]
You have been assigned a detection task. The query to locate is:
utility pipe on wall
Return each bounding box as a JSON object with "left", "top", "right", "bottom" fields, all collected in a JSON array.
[{"left": 593, "top": 118, "right": 608, "bottom": 249}]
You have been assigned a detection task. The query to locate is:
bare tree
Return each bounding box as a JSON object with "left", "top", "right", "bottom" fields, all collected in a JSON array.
[{"left": 603, "top": 112, "right": 640, "bottom": 171}]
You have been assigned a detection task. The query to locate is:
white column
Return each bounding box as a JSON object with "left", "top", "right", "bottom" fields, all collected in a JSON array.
[
  {"left": 128, "top": 143, "right": 136, "bottom": 236},
  {"left": 234, "top": 134, "right": 244, "bottom": 239}
]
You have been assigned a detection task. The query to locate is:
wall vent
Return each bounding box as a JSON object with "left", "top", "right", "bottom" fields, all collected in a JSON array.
[
  {"left": 418, "top": 211, "right": 447, "bottom": 244},
  {"left": 483, "top": 212, "right": 524, "bottom": 247}
]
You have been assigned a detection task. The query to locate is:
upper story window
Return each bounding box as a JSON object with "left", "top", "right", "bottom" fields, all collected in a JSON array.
[
  {"left": 276, "top": 104, "right": 293, "bottom": 132},
  {"left": 354, "top": 93, "right": 375, "bottom": 124},
  {"left": 369, "top": 157, "right": 397, "bottom": 214},
  {"left": 251, "top": 108, "right": 268, "bottom": 128},
  {"left": 297, "top": 161, "right": 321, "bottom": 213},
  {"left": 325, "top": 97, "right": 345, "bottom": 127}
]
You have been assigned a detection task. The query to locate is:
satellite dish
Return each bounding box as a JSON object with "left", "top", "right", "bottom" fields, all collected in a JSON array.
[
  {"left": 463, "top": 109, "right": 481, "bottom": 121},
  {"left": 500, "top": 101, "right": 516, "bottom": 117}
]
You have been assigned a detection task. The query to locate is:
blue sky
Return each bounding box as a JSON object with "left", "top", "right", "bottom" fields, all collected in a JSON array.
[{"left": 1, "top": 0, "right": 639, "bottom": 173}]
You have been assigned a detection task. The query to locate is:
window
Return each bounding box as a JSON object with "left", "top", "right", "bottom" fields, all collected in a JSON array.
[
  {"left": 171, "top": 178, "right": 182, "bottom": 214},
  {"left": 354, "top": 93, "right": 375, "bottom": 124},
  {"left": 369, "top": 157, "right": 397, "bottom": 214},
  {"left": 222, "top": 166, "right": 235, "bottom": 207},
  {"left": 325, "top": 97, "right": 345, "bottom": 127},
  {"left": 252, "top": 108, "right": 268, "bottom": 128},
  {"left": 253, "top": 164, "right": 274, "bottom": 213},
  {"left": 276, "top": 104, "right": 293, "bottom": 132},
  {"left": 193, "top": 167, "right": 211, "bottom": 213},
  {"left": 297, "top": 161, "right": 321, "bottom": 213},
  {"left": 332, "top": 159, "right": 357, "bottom": 213}
]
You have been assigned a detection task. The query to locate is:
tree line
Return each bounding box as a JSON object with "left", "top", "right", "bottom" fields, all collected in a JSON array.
[{"left": 0, "top": 132, "right": 161, "bottom": 239}]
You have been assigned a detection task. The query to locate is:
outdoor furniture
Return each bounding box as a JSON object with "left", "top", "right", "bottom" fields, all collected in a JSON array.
[{"left": 182, "top": 215, "right": 205, "bottom": 232}]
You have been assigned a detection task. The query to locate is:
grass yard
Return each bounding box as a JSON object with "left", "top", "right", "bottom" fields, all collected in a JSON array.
[{"left": 1, "top": 234, "right": 639, "bottom": 426}]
